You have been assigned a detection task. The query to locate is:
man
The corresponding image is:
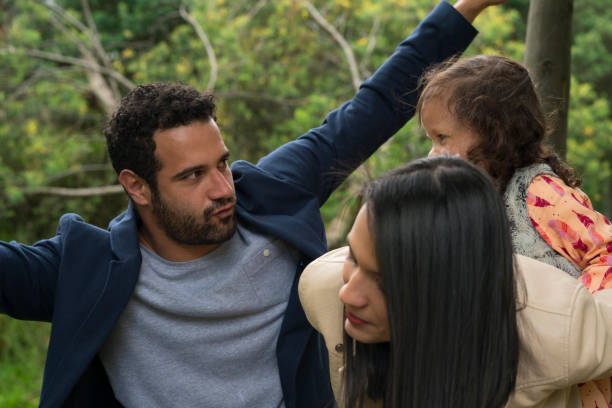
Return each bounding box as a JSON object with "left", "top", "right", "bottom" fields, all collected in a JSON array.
[{"left": 0, "top": 1, "right": 504, "bottom": 407}]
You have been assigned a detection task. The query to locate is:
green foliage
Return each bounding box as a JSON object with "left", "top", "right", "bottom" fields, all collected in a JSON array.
[
  {"left": 0, "top": 316, "right": 49, "bottom": 408},
  {"left": 567, "top": 78, "right": 612, "bottom": 212},
  {"left": 572, "top": 0, "right": 612, "bottom": 101}
]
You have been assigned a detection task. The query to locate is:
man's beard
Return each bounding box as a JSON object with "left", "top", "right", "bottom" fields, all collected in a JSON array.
[{"left": 151, "top": 190, "right": 237, "bottom": 246}]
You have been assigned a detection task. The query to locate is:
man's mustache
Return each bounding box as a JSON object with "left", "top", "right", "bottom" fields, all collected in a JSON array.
[{"left": 203, "top": 196, "right": 236, "bottom": 218}]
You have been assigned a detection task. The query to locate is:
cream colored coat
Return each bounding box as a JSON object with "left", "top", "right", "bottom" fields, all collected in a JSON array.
[{"left": 298, "top": 247, "right": 612, "bottom": 408}]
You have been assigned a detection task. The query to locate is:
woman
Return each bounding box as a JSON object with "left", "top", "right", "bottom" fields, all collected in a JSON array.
[
  {"left": 299, "top": 156, "right": 612, "bottom": 407},
  {"left": 416, "top": 55, "right": 612, "bottom": 406}
]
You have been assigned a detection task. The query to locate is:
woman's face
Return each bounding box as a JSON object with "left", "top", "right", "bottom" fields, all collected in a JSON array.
[
  {"left": 420, "top": 97, "right": 480, "bottom": 159},
  {"left": 339, "top": 205, "right": 390, "bottom": 344}
]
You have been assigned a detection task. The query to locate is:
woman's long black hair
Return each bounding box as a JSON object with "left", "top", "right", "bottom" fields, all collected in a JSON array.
[{"left": 343, "top": 156, "right": 519, "bottom": 408}]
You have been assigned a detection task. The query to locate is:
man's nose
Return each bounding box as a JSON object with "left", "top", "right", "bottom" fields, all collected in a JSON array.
[{"left": 208, "top": 169, "right": 234, "bottom": 200}]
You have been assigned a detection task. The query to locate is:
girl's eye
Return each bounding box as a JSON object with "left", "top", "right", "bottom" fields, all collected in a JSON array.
[{"left": 437, "top": 134, "right": 448, "bottom": 143}]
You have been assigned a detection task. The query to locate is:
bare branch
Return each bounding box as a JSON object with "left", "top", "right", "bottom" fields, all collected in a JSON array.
[
  {"left": 179, "top": 4, "right": 218, "bottom": 92},
  {"left": 47, "top": 13, "right": 94, "bottom": 59},
  {"left": 35, "top": 0, "right": 122, "bottom": 104},
  {"left": 1, "top": 68, "right": 87, "bottom": 119},
  {"left": 359, "top": 17, "right": 380, "bottom": 78},
  {"left": 43, "top": 164, "right": 112, "bottom": 185},
  {"left": 5, "top": 67, "right": 69, "bottom": 103},
  {"left": 247, "top": 0, "right": 269, "bottom": 19},
  {"left": 1, "top": 46, "right": 135, "bottom": 90},
  {"left": 301, "top": 0, "right": 361, "bottom": 91},
  {"left": 215, "top": 90, "right": 306, "bottom": 106},
  {"left": 34, "top": 0, "right": 90, "bottom": 35},
  {"left": 23, "top": 184, "right": 124, "bottom": 197},
  {"left": 47, "top": 10, "right": 119, "bottom": 112},
  {"left": 80, "top": 0, "right": 120, "bottom": 98},
  {"left": 80, "top": 0, "right": 109, "bottom": 65}
]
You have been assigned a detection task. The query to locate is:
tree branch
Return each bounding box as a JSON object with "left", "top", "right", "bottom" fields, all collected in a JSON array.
[
  {"left": 0, "top": 46, "right": 135, "bottom": 90},
  {"left": 301, "top": 0, "right": 362, "bottom": 91},
  {"left": 23, "top": 185, "right": 124, "bottom": 197},
  {"left": 34, "top": 0, "right": 90, "bottom": 34},
  {"left": 80, "top": 0, "right": 110, "bottom": 66},
  {"left": 179, "top": 4, "right": 218, "bottom": 92},
  {"left": 214, "top": 90, "right": 306, "bottom": 106},
  {"left": 80, "top": 0, "right": 120, "bottom": 98},
  {"left": 359, "top": 17, "right": 380, "bottom": 78},
  {"left": 247, "top": 0, "right": 269, "bottom": 19},
  {"left": 42, "top": 164, "right": 112, "bottom": 184}
]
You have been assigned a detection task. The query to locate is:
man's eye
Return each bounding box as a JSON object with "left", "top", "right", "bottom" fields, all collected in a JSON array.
[
  {"left": 185, "top": 171, "right": 202, "bottom": 180},
  {"left": 218, "top": 160, "right": 229, "bottom": 171}
]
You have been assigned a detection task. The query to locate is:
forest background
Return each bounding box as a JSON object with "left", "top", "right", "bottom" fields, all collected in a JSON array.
[{"left": 1, "top": 0, "right": 611, "bottom": 406}]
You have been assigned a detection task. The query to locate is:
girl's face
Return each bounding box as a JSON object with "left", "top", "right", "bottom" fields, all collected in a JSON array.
[
  {"left": 420, "top": 97, "right": 480, "bottom": 159},
  {"left": 339, "top": 205, "right": 390, "bottom": 344}
]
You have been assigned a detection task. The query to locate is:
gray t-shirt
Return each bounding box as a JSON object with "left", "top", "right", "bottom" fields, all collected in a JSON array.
[{"left": 99, "top": 223, "right": 298, "bottom": 407}]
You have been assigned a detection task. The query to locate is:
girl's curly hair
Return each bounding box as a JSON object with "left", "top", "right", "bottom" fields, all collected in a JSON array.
[{"left": 416, "top": 55, "right": 580, "bottom": 192}]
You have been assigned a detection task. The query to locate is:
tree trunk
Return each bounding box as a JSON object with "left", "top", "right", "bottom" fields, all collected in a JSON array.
[{"left": 524, "top": 0, "right": 573, "bottom": 159}]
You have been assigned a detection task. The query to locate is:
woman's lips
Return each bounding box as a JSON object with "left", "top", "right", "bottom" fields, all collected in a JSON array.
[{"left": 345, "top": 309, "right": 367, "bottom": 326}]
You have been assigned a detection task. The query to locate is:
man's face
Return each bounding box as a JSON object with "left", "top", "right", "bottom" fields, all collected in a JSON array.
[{"left": 150, "top": 119, "right": 236, "bottom": 245}]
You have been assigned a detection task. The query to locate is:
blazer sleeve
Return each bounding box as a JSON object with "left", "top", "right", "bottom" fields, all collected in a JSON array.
[
  {"left": 0, "top": 234, "right": 61, "bottom": 321},
  {"left": 256, "top": 1, "right": 477, "bottom": 206}
]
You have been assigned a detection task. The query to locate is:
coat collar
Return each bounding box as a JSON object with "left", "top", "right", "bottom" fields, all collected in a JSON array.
[{"left": 108, "top": 201, "right": 141, "bottom": 262}]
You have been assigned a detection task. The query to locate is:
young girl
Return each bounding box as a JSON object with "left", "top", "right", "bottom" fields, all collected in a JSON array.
[
  {"left": 416, "top": 55, "right": 612, "bottom": 407},
  {"left": 299, "top": 156, "right": 612, "bottom": 408}
]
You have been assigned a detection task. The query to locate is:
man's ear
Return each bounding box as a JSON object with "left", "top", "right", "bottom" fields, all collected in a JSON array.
[{"left": 118, "top": 169, "right": 152, "bottom": 206}]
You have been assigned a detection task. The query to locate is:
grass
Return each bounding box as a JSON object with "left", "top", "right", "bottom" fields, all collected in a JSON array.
[{"left": 0, "top": 316, "right": 49, "bottom": 408}]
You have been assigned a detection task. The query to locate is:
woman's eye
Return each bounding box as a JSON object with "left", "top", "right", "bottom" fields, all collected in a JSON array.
[
  {"left": 437, "top": 134, "right": 448, "bottom": 143},
  {"left": 218, "top": 159, "right": 229, "bottom": 171}
]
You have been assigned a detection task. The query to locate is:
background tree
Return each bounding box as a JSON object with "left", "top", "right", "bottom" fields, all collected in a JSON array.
[{"left": 524, "top": 0, "right": 573, "bottom": 159}]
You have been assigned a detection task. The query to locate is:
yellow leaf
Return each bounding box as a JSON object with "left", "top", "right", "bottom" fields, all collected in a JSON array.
[
  {"left": 25, "top": 119, "right": 38, "bottom": 135},
  {"left": 121, "top": 48, "right": 134, "bottom": 59},
  {"left": 176, "top": 60, "right": 191, "bottom": 75},
  {"left": 112, "top": 60, "right": 124, "bottom": 73}
]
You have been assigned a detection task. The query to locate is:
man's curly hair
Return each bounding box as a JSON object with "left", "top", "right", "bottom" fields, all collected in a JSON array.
[
  {"left": 416, "top": 55, "right": 580, "bottom": 192},
  {"left": 104, "top": 83, "right": 217, "bottom": 191}
]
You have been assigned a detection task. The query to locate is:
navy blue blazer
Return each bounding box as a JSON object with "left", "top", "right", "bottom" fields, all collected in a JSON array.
[{"left": 0, "top": 3, "right": 476, "bottom": 407}]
